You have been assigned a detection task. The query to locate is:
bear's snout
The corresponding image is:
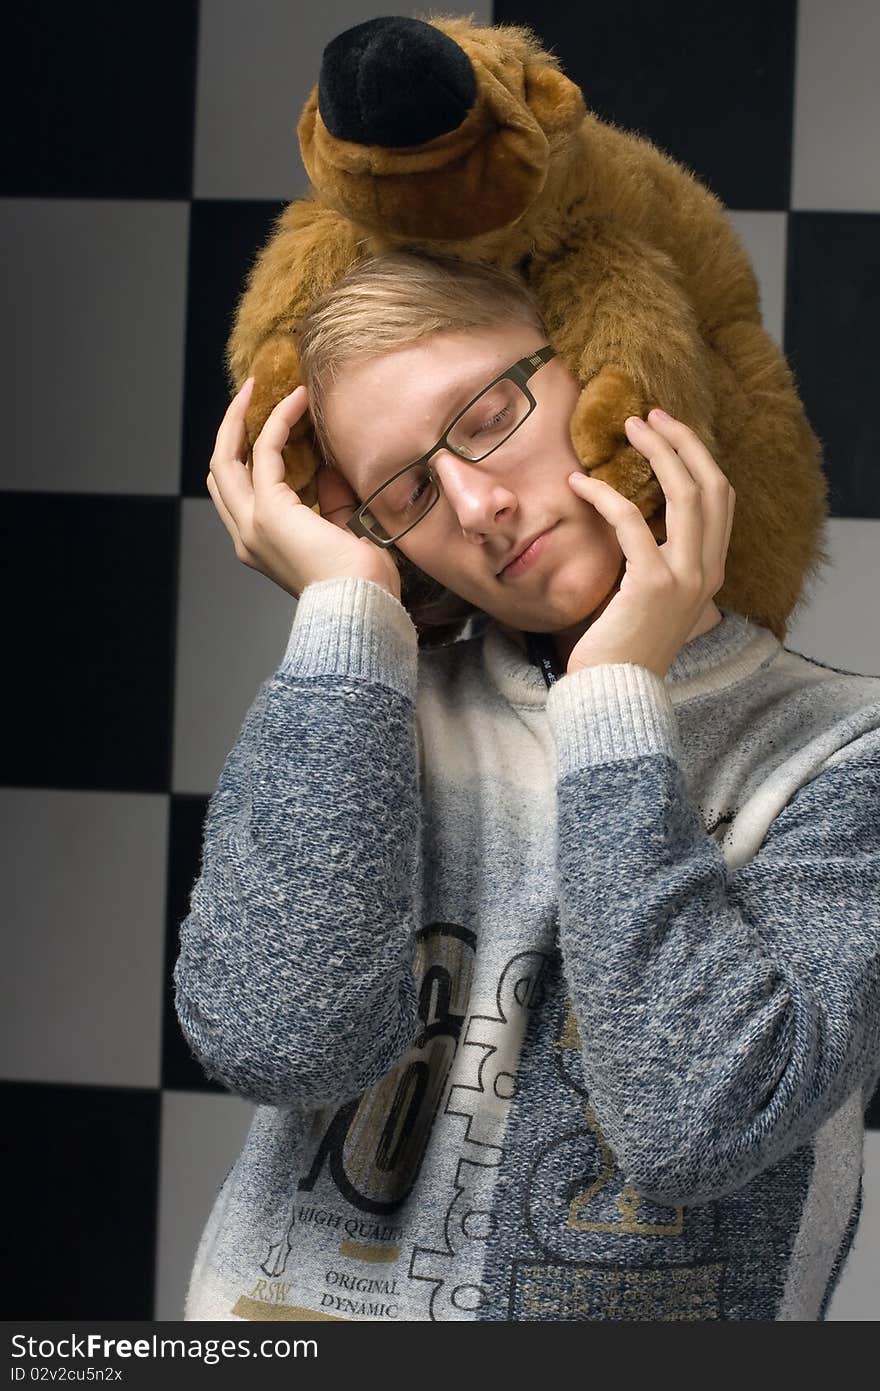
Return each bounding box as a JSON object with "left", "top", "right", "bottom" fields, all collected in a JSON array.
[{"left": 317, "top": 15, "right": 477, "bottom": 149}]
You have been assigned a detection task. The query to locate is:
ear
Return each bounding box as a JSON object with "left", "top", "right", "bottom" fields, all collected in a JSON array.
[{"left": 523, "top": 65, "right": 586, "bottom": 135}]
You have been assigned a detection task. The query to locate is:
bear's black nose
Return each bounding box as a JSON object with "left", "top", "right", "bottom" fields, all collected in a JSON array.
[{"left": 317, "top": 15, "right": 477, "bottom": 148}]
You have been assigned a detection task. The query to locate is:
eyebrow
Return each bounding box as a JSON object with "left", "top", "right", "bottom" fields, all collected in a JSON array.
[{"left": 357, "top": 362, "right": 501, "bottom": 490}]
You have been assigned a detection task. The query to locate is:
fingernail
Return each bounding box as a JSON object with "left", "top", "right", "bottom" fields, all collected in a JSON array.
[
  {"left": 650, "top": 407, "right": 670, "bottom": 422},
  {"left": 625, "top": 415, "right": 647, "bottom": 431}
]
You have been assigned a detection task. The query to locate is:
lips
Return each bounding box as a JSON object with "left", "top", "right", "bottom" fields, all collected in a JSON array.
[{"left": 498, "top": 527, "right": 552, "bottom": 575}]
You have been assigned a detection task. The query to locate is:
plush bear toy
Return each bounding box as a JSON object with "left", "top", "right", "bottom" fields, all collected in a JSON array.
[{"left": 226, "top": 12, "right": 831, "bottom": 642}]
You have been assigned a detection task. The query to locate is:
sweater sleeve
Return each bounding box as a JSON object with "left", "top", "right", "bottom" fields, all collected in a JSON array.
[
  {"left": 545, "top": 661, "right": 880, "bottom": 1208},
  {"left": 172, "top": 575, "right": 424, "bottom": 1109}
]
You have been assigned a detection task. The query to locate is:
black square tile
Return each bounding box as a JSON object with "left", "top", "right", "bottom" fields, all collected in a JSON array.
[
  {"left": 1, "top": 492, "right": 178, "bottom": 791},
  {"left": 162, "top": 791, "right": 228, "bottom": 1094},
  {"left": 785, "top": 212, "right": 880, "bottom": 518},
  {"left": 3, "top": 1080, "right": 160, "bottom": 1318},
  {"left": 866, "top": 1079, "right": 880, "bottom": 1131},
  {"left": 182, "top": 199, "right": 287, "bottom": 497},
  {"left": 0, "top": 0, "right": 198, "bottom": 198},
  {"left": 493, "top": 0, "right": 797, "bottom": 208}
]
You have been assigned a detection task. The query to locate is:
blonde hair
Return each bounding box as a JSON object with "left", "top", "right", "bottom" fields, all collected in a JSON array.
[{"left": 296, "top": 249, "right": 547, "bottom": 648}]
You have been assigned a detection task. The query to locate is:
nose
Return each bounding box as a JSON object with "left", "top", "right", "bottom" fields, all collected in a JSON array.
[{"left": 432, "top": 449, "right": 517, "bottom": 538}]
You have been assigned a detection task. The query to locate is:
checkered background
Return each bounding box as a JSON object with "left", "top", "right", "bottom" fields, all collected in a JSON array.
[{"left": 2, "top": 0, "right": 878, "bottom": 1321}]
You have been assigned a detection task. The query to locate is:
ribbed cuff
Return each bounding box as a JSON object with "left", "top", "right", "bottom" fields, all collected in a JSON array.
[
  {"left": 278, "top": 576, "right": 418, "bottom": 703},
  {"left": 546, "top": 662, "right": 682, "bottom": 776}
]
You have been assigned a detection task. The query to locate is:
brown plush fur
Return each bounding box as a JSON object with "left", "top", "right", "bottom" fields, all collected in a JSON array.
[{"left": 226, "top": 12, "right": 832, "bottom": 641}]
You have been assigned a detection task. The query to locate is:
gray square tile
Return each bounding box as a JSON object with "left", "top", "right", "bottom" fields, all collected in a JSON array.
[
  {"left": 173, "top": 497, "right": 298, "bottom": 794},
  {"left": 0, "top": 200, "right": 188, "bottom": 495},
  {"left": 792, "top": 0, "right": 880, "bottom": 212},
  {"left": 194, "top": 2, "right": 493, "bottom": 200},
  {"left": 784, "top": 517, "right": 880, "bottom": 676},
  {"left": 154, "top": 1089, "right": 255, "bottom": 1321},
  {"left": 827, "top": 1132, "right": 880, "bottom": 1320},
  {"left": 0, "top": 789, "right": 168, "bottom": 1088},
  {"left": 728, "top": 210, "right": 787, "bottom": 346}
]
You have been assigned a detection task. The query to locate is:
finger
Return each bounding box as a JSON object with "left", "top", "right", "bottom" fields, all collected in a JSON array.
[
  {"left": 316, "top": 462, "right": 361, "bottom": 529},
  {"left": 209, "top": 378, "right": 258, "bottom": 524},
  {"left": 251, "top": 385, "right": 309, "bottom": 499},
  {"left": 206, "top": 470, "right": 246, "bottom": 552},
  {"left": 568, "top": 471, "right": 666, "bottom": 575},
  {"left": 646, "top": 410, "right": 734, "bottom": 580},
  {"left": 646, "top": 408, "right": 726, "bottom": 484},
  {"left": 625, "top": 416, "right": 704, "bottom": 576},
  {"left": 209, "top": 439, "right": 257, "bottom": 531},
  {"left": 213, "top": 376, "right": 255, "bottom": 460}
]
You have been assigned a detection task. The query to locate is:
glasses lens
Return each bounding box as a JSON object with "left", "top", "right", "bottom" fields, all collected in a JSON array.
[
  {"left": 448, "top": 380, "right": 530, "bottom": 461},
  {"left": 360, "top": 462, "right": 440, "bottom": 541}
]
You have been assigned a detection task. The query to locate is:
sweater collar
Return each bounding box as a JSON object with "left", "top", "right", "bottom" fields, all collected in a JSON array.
[{"left": 481, "top": 606, "right": 781, "bottom": 709}]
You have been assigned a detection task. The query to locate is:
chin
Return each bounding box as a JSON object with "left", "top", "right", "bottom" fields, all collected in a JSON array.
[{"left": 543, "top": 563, "right": 621, "bottom": 626}]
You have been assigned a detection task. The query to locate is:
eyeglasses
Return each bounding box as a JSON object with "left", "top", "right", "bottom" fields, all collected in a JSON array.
[{"left": 345, "top": 344, "right": 557, "bottom": 546}]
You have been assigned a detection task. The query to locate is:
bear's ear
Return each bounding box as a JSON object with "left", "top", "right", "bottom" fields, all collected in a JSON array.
[{"left": 523, "top": 64, "right": 586, "bottom": 135}]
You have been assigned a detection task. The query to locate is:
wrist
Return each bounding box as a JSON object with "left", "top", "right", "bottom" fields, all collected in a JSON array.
[
  {"left": 332, "top": 561, "right": 401, "bottom": 604},
  {"left": 284, "top": 575, "right": 417, "bottom": 695},
  {"left": 567, "top": 653, "right": 669, "bottom": 679},
  {"left": 370, "top": 578, "right": 402, "bottom": 603}
]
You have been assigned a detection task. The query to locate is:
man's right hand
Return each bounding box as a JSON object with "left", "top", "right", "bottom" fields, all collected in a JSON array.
[{"left": 206, "top": 378, "right": 402, "bottom": 602}]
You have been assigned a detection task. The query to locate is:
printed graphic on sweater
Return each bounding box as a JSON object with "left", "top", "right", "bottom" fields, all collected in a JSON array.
[
  {"left": 227, "top": 931, "right": 831, "bottom": 1322},
  {"left": 232, "top": 920, "right": 485, "bottom": 1319},
  {"left": 227, "top": 925, "right": 569, "bottom": 1320}
]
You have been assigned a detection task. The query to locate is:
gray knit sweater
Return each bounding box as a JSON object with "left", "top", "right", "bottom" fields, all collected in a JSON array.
[{"left": 174, "top": 575, "right": 880, "bottom": 1322}]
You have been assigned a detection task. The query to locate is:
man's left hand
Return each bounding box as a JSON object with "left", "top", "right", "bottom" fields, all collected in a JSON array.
[{"left": 565, "top": 408, "right": 736, "bottom": 680}]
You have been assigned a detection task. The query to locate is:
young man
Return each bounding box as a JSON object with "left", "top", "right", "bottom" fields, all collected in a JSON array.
[{"left": 178, "top": 251, "right": 880, "bottom": 1322}]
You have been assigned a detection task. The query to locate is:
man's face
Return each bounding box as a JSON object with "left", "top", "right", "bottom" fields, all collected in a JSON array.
[{"left": 322, "top": 321, "right": 624, "bottom": 636}]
